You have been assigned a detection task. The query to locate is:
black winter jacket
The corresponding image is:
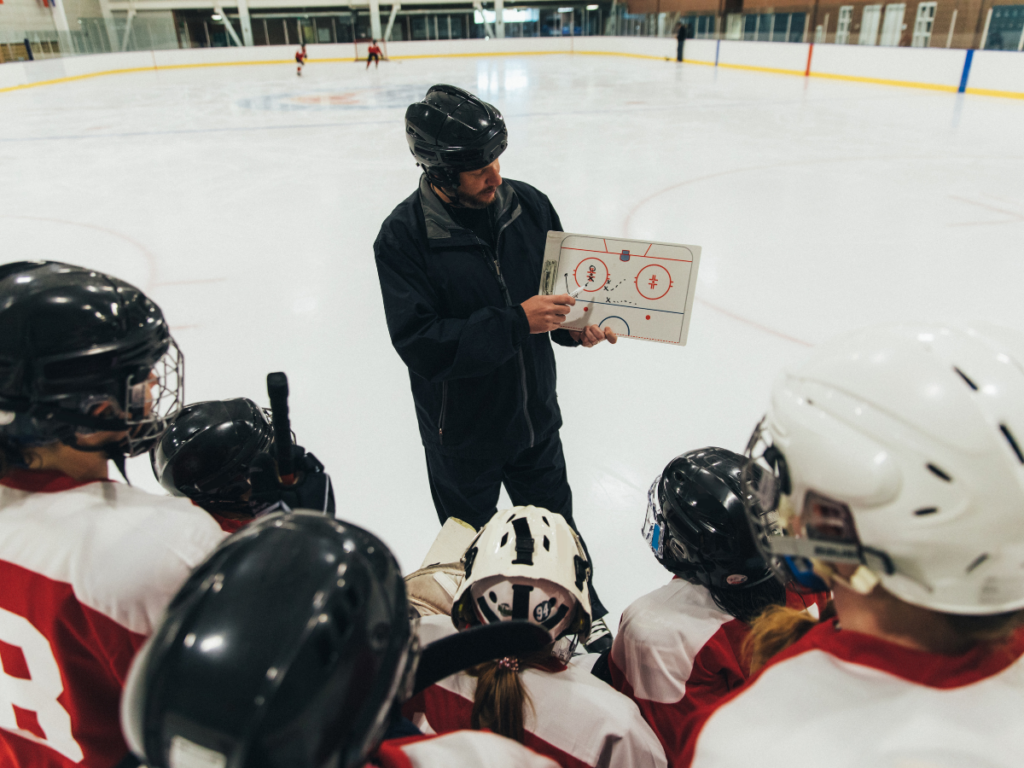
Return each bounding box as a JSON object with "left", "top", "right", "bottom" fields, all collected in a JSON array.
[{"left": 374, "top": 176, "right": 578, "bottom": 460}]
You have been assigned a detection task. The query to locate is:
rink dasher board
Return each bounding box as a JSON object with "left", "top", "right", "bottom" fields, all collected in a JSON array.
[{"left": 539, "top": 232, "right": 702, "bottom": 346}]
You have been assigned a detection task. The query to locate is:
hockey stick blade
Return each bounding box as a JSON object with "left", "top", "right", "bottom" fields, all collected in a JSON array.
[{"left": 413, "top": 621, "right": 551, "bottom": 694}]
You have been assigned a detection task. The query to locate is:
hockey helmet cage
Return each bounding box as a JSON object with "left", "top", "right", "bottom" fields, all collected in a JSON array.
[
  {"left": 405, "top": 84, "right": 508, "bottom": 190},
  {"left": 151, "top": 398, "right": 274, "bottom": 513},
  {"left": 0, "top": 261, "right": 183, "bottom": 457},
  {"left": 644, "top": 447, "right": 776, "bottom": 592},
  {"left": 453, "top": 506, "right": 591, "bottom": 641},
  {"left": 121, "top": 511, "right": 418, "bottom": 768},
  {"left": 743, "top": 322, "right": 1024, "bottom": 615}
]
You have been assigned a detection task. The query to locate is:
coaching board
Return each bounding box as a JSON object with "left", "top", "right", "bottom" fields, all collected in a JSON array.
[{"left": 539, "top": 232, "right": 701, "bottom": 346}]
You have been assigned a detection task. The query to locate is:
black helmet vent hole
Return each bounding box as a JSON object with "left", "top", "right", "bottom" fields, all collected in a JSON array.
[
  {"left": 500, "top": 533, "right": 508, "bottom": 547},
  {"left": 1000, "top": 424, "right": 1024, "bottom": 464},
  {"left": 543, "top": 536, "right": 550, "bottom": 551},
  {"left": 927, "top": 464, "right": 952, "bottom": 482},
  {"left": 954, "top": 367, "right": 979, "bottom": 391}
]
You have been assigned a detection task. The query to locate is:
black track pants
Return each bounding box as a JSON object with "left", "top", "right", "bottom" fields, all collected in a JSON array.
[{"left": 424, "top": 431, "right": 608, "bottom": 620}]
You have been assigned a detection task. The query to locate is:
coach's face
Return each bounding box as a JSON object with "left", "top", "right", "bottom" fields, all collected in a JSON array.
[{"left": 457, "top": 159, "right": 502, "bottom": 209}]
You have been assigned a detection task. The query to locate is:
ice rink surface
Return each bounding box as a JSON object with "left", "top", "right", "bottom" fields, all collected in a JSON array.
[{"left": 2, "top": 53, "right": 1023, "bottom": 626}]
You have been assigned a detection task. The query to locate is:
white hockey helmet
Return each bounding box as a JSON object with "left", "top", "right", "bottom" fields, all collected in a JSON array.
[
  {"left": 453, "top": 506, "right": 592, "bottom": 640},
  {"left": 744, "top": 323, "right": 1024, "bottom": 615}
]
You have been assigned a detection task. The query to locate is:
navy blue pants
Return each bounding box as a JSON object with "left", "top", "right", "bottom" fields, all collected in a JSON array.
[{"left": 424, "top": 431, "right": 607, "bottom": 619}]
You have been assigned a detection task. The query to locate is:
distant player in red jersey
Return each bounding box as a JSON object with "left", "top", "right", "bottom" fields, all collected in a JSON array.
[
  {"left": 296, "top": 42, "right": 307, "bottom": 76},
  {"left": 0, "top": 261, "right": 226, "bottom": 768},
  {"left": 367, "top": 39, "right": 382, "bottom": 69}
]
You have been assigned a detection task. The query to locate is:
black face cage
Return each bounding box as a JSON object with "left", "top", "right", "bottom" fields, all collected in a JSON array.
[{"left": 107, "top": 336, "right": 184, "bottom": 458}]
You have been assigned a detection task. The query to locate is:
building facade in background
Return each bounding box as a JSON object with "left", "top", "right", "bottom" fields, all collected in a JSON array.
[{"left": 0, "top": 0, "right": 1021, "bottom": 61}]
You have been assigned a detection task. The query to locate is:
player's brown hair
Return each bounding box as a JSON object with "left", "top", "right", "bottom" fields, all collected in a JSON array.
[
  {"left": 468, "top": 649, "right": 550, "bottom": 743},
  {"left": 743, "top": 603, "right": 829, "bottom": 675},
  {"left": 745, "top": 597, "right": 1024, "bottom": 675}
]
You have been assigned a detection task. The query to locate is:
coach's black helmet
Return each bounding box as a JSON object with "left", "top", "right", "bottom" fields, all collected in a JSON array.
[
  {"left": 0, "top": 261, "right": 183, "bottom": 458},
  {"left": 122, "top": 512, "right": 417, "bottom": 768},
  {"left": 152, "top": 398, "right": 274, "bottom": 513},
  {"left": 405, "top": 84, "right": 508, "bottom": 189},
  {"left": 646, "top": 447, "right": 785, "bottom": 621}
]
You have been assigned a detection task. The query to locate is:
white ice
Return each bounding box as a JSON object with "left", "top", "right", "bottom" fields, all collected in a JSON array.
[{"left": 2, "top": 54, "right": 1023, "bottom": 627}]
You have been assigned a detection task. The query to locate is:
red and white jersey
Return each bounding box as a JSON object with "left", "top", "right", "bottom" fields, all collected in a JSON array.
[
  {"left": 608, "top": 578, "right": 826, "bottom": 760},
  {"left": 370, "top": 731, "right": 559, "bottom": 768},
  {"left": 405, "top": 617, "right": 666, "bottom": 768},
  {"left": 368, "top": 44, "right": 382, "bottom": 55},
  {"left": 679, "top": 619, "right": 1024, "bottom": 768},
  {"left": 0, "top": 469, "right": 226, "bottom": 768}
]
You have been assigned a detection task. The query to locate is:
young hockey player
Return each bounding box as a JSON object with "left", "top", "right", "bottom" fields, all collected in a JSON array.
[
  {"left": 366, "top": 39, "right": 382, "bottom": 69},
  {"left": 606, "top": 447, "right": 827, "bottom": 758},
  {"left": 296, "top": 42, "right": 307, "bottom": 75},
  {"left": 151, "top": 397, "right": 334, "bottom": 532},
  {"left": 404, "top": 506, "right": 667, "bottom": 768},
  {"left": 121, "top": 511, "right": 561, "bottom": 768},
  {"left": 678, "top": 323, "right": 1024, "bottom": 767},
  {"left": 0, "top": 261, "right": 225, "bottom": 768}
]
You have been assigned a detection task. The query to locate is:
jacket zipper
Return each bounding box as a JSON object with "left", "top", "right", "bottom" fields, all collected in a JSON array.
[
  {"left": 488, "top": 229, "right": 535, "bottom": 449},
  {"left": 438, "top": 381, "right": 448, "bottom": 444}
]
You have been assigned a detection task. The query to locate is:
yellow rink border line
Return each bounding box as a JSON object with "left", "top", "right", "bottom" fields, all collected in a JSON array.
[{"left": 1, "top": 49, "right": 1022, "bottom": 100}]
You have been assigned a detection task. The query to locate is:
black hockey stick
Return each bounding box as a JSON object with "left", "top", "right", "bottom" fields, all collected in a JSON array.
[
  {"left": 266, "top": 372, "right": 295, "bottom": 484},
  {"left": 413, "top": 621, "right": 551, "bottom": 694}
]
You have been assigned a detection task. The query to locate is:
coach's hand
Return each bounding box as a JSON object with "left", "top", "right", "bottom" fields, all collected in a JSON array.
[
  {"left": 569, "top": 325, "right": 618, "bottom": 348},
  {"left": 521, "top": 294, "right": 573, "bottom": 333}
]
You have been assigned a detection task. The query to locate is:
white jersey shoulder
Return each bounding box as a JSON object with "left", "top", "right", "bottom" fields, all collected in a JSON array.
[
  {"left": 438, "top": 656, "right": 667, "bottom": 768},
  {"left": 692, "top": 648, "right": 1024, "bottom": 768},
  {"left": 0, "top": 481, "right": 226, "bottom": 636},
  {"left": 400, "top": 731, "right": 559, "bottom": 768},
  {"left": 611, "top": 578, "right": 734, "bottom": 703}
]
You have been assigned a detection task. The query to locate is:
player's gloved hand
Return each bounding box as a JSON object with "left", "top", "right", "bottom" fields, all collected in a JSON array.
[{"left": 247, "top": 446, "right": 335, "bottom": 516}]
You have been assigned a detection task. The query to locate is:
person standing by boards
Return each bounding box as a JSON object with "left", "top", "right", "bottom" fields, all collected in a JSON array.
[
  {"left": 676, "top": 20, "right": 689, "bottom": 62},
  {"left": 373, "top": 84, "right": 617, "bottom": 652}
]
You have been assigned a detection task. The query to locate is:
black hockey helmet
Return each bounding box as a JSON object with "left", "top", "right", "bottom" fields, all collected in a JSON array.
[
  {"left": 0, "top": 261, "right": 183, "bottom": 458},
  {"left": 151, "top": 398, "right": 274, "bottom": 513},
  {"left": 405, "top": 84, "right": 508, "bottom": 189},
  {"left": 645, "top": 447, "right": 783, "bottom": 618},
  {"left": 122, "top": 511, "right": 417, "bottom": 768}
]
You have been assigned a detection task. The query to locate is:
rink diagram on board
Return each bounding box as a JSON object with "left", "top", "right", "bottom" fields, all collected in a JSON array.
[
  {"left": 1, "top": 54, "right": 1023, "bottom": 627},
  {"left": 541, "top": 233, "right": 701, "bottom": 345}
]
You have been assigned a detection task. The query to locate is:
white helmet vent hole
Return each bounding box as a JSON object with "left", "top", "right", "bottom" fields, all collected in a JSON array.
[
  {"left": 966, "top": 553, "right": 989, "bottom": 573},
  {"left": 543, "top": 536, "right": 550, "bottom": 551},
  {"left": 542, "top": 516, "right": 550, "bottom": 526},
  {"left": 914, "top": 507, "right": 939, "bottom": 516},
  {"left": 489, "top": 591, "right": 497, "bottom": 602},
  {"left": 954, "top": 367, "right": 979, "bottom": 391},
  {"left": 999, "top": 424, "right": 1024, "bottom": 464},
  {"left": 500, "top": 533, "right": 509, "bottom": 547},
  {"left": 927, "top": 464, "right": 952, "bottom": 482},
  {"left": 507, "top": 514, "right": 515, "bottom": 523}
]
